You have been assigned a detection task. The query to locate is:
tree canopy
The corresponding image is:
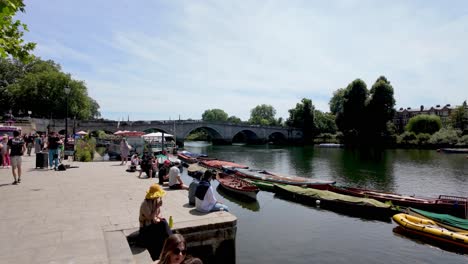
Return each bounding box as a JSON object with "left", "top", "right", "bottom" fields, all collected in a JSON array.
[
  {"left": 201, "top": 109, "right": 228, "bottom": 122},
  {"left": 0, "top": 0, "right": 36, "bottom": 62},
  {"left": 449, "top": 101, "right": 467, "bottom": 131},
  {"left": 0, "top": 57, "right": 101, "bottom": 119},
  {"left": 406, "top": 114, "right": 442, "bottom": 135},
  {"left": 333, "top": 76, "right": 396, "bottom": 145},
  {"left": 227, "top": 115, "right": 242, "bottom": 124},
  {"left": 286, "top": 98, "right": 316, "bottom": 142},
  {"left": 249, "top": 104, "right": 278, "bottom": 126}
]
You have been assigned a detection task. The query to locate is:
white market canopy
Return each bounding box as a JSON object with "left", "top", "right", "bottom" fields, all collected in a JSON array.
[{"left": 141, "top": 132, "right": 174, "bottom": 138}]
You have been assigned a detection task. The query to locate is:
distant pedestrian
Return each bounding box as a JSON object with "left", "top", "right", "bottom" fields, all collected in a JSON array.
[
  {"left": 120, "top": 138, "right": 131, "bottom": 165},
  {"left": 1, "top": 135, "right": 10, "bottom": 168},
  {"left": 34, "top": 134, "right": 42, "bottom": 153},
  {"left": 26, "top": 133, "right": 34, "bottom": 156},
  {"left": 7, "top": 130, "right": 26, "bottom": 184}
]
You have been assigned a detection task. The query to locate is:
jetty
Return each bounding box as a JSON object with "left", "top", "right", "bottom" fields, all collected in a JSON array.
[{"left": 0, "top": 155, "right": 237, "bottom": 263}]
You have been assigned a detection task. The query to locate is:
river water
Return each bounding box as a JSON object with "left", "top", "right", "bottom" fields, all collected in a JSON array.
[{"left": 182, "top": 143, "right": 468, "bottom": 264}]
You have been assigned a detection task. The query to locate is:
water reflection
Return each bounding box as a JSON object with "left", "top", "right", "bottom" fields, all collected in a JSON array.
[{"left": 216, "top": 185, "right": 260, "bottom": 212}]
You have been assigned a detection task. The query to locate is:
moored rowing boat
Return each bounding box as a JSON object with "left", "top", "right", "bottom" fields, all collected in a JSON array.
[{"left": 216, "top": 172, "right": 259, "bottom": 200}]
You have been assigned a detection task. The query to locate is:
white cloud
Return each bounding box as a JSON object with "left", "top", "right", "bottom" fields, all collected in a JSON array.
[{"left": 20, "top": 0, "right": 468, "bottom": 120}]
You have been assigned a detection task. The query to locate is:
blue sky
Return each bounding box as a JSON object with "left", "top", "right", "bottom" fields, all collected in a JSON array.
[{"left": 18, "top": 0, "right": 468, "bottom": 121}]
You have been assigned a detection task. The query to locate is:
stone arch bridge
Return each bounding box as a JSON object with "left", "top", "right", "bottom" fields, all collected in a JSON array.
[{"left": 31, "top": 118, "right": 303, "bottom": 145}]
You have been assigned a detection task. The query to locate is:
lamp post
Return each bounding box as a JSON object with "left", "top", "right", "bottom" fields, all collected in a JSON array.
[
  {"left": 27, "top": 110, "right": 32, "bottom": 118},
  {"left": 64, "top": 86, "right": 71, "bottom": 143}
]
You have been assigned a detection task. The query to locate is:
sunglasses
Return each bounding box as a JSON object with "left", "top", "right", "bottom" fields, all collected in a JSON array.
[{"left": 173, "top": 248, "right": 187, "bottom": 255}]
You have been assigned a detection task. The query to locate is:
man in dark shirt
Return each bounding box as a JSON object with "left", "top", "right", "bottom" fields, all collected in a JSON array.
[
  {"left": 47, "top": 132, "right": 60, "bottom": 170},
  {"left": 7, "top": 130, "right": 26, "bottom": 184}
]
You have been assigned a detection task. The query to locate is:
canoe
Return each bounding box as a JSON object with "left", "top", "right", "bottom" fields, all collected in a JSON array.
[
  {"left": 216, "top": 172, "right": 259, "bottom": 200},
  {"left": 274, "top": 184, "right": 397, "bottom": 220},
  {"left": 325, "top": 185, "right": 468, "bottom": 219},
  {"left": 243, "top": 178, "right": 279, "bottom": 192},
  {"left": 439, "top": 148, "right": 468, "bottom": 154},
  {"left": 234, "top": 168, "right": 335, "bottom": 189},
  {"left": 393, "top": 213, "right": 468, "bottom": 252},
  {"left": 177, "top": 150, "right": 208, "bottom": 163},
  {"left": 408, "top": 208, "right": 468, "bottom": 232},
  {"left": 199, "top": 159, "right": 249, "bottom": 170}
]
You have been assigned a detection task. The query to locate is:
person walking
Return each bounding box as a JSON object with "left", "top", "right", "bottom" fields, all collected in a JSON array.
[
  {"left": 1, "top": 135, "right": 10, "bottom": 168},
  {"left": 120, "top": 138, "right": 131, "bottom": 165},
  {"left": 34, "top": 134, "right": 42, "bottom": 154},
  {"left": 7, "top": 130, "right": 26, "bottom": 184},
  {"left": 26, "top": 133, "right": 34, "bottom": 156}
]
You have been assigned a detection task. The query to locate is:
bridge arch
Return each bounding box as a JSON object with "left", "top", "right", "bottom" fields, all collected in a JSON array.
[
  {"left": 232, "top": 129, "right": 262, "bottom": 144},
  {"left": 182, "top": 126, "right": 224, "bottom": 143},
  {"left": 268, "top": 132, "right": 287, "bottom": 144}
]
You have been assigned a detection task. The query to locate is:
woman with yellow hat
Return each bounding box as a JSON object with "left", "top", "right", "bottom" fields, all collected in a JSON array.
[{"left": 139, "top": 183, "right": 173, "bottom": 261}]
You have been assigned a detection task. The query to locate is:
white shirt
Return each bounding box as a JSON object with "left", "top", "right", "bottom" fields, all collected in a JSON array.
[
  {"left": 168, "top": 166, "right": 181, "bottom": 186},
  {"left": 195, "top": 185, "right": 217, "bottom": 213}
]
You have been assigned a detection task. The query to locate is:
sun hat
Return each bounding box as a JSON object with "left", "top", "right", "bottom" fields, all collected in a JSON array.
[
  {"left": 145, "top": 184, "right": 166, "bottom": 199},
  {"left": 174, "top": 159, "right": 181, "bottom": 164},
  {"left": 164, "top": 160, "right": 171, "bottom": 165}
]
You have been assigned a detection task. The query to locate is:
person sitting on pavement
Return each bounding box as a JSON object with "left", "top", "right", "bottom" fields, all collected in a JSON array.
[
  {"left": 158, "top": 160, "right": 171, "bottom": 185},
  {"left": 130, "top": 153, "right": 140, "bottom": 172},
  {"left": 155, "top": 233, "right": 203, "bottom": 264},
  {"left": 139, "top": 184, "right": 173, "bottom": 261},
  {"left": 139, "top": 152, "right": 153, "bottom": 178},
  {"left": 195, "top": 170, "right": 229, "bottom": 213},
  {"left": 188, "top": 171, "right": 203, "bottom": 206},
  {"left": 168, "top": 159, "right": 188, "bottom": 190}
]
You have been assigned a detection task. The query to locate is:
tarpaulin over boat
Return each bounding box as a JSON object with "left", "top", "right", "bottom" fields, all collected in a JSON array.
[
  {"left": 276, "top": 184, "right": 391, "bottom": 208},
  {"left": 410, "top": 208, "right": 468, "bottom": 230}
]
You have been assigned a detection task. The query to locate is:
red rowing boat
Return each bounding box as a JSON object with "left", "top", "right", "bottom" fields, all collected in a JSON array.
[{"left": 216, "top": 172, "right": 259, "bottom": 200}]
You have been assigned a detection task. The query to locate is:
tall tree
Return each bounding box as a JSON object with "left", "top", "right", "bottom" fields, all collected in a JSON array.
[
  {"left": 449, "top": 101, "right": 467, "bottom": 131},
  {"left": 329, "top": 88, "right": 345, "bottom": 115},
  {"left": 227, "top": 115, "right": 242, "bottom": 124},
  {"left": 249, "top": 104, "right": 277, "bottom": 126},
  {"left": 314, "top": 110, "right": 337, "bottom": 134},
  {"left": 0, "top": 0, "right": 36, "bottom": 62},
  {"left": 1, "top": 57, "right": 100, "bottom": 119},
  {"left": 201, "top": 109, "right": 228, "bottom": 122},
  {"left": 336, "top": 79, "right": 368, "bottom": 143},
  {"left": 365, "top": 76, "right": 396, "bottom": 140},
  {"left": 286, "top": 98, "right": 316, "bottom": 142}
]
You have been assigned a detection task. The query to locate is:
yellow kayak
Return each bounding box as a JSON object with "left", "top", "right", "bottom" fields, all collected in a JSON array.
[{"left": 393, "top": 213, "right": 468, "bottom": 251}]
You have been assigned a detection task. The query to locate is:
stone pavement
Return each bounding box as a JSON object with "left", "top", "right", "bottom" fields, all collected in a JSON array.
[{"left": 0, "top": 154, "right": 235, "bottom": 264}]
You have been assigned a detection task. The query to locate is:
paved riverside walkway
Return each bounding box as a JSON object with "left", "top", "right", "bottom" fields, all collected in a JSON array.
[{"left": 0, "top": 154, "right": 235, "bottom": 263}]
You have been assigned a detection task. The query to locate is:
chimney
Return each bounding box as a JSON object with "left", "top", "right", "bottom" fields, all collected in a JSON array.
[
  {"left": 399, "top": 107, "right": 403, "bottom": 110},
  {"left": 407, "top": 107, "right": 411, "bottom": 110},
  {"left": 446, "top": 104, "right": 451, "bottom": 107},
  {"left": 420, "top": 105, "right": 424, "bottom": 111},
  {"left": 436, "top": 105, "right": 440, "bottom": 107}
]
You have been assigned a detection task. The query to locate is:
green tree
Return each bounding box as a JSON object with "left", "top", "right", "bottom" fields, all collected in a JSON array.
[
  {"left": 227, "top": 115, "right": 242, "bottom": 124},
  {"left": 201, "top": 109, "right": 228, "bottom": 122},
  {"left": 0, "top": 0, "right": 36, "bottom": 62},
  {"left": 449, "top": 101, "right": 467, "bottom": 131},
  {"left": 249, "top": 104, "right": 277, "bottom": 126},
  {"left": 329, "top": 88, "right": 345, "bottom": 115},
  {"left": 365, "top": 76, "right": 396, "bottom": 139},
  {"left": 314, "top": 110, "right": 337, "bottom": 134},
  {"left": 336, "top": 79, "right": 368, "bottom": 143},
  {"left": 286, "top": 98, "right": 316, "bottom": 142},
  {"left": 1, "top": 57, "right": 100, "bottom": 119},
  {"left": 406, "top": 114, "right": 442, "bottom": 135}
]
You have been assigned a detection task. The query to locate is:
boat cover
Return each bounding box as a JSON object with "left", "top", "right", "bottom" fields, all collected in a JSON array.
[
  {"left": 187, "top": 164, "right": 207, "bottom": 174},
  {"left": 410, "top": 208, "right": 468, "bottom": 230},
  {"left": 276, "top": 184, "right": 391, "bottom": 208}
]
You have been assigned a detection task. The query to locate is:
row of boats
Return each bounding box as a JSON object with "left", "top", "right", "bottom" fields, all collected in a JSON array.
[{"left": 179, "top": 150, "right": 468, "bottom": 253}]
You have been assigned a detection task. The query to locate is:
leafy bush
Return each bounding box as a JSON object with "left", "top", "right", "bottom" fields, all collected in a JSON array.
[
  {"left": 398, "top": 131, "right": 417, "bottom": 145},
  {"left": 406, "top": 114, "right": 442, "bottom": 134},
  {"left": 416, "top": 133, "right": 431, "bottom": 145},
  {"left": 75, "top": 136, "right": 96, "bottom": 162},
  {"left": 457, "top": 135, "right": 468, "bottom": 146},
  {"left": 429, "top": 128, "right": 461, "bottom": 146}
]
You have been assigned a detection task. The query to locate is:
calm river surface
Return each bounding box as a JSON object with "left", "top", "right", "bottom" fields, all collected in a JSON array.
[{"left": 182, "top": 143, "right": 468, "bottom": 264}]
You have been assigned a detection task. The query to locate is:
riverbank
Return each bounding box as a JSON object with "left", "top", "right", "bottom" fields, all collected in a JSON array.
[{"left": 0, "top": 154, "right": 236, "bottom": 263}]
